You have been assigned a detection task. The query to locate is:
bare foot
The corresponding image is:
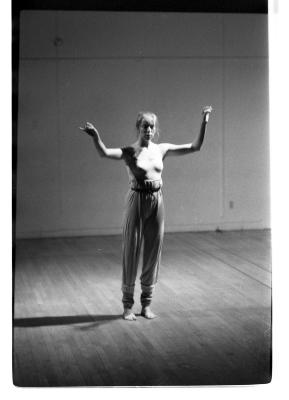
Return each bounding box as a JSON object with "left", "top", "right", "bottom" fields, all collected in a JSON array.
[
  {"left": 141, "top": 306, "right": 157, "bottom": 319},
  {"left": 123, "top": 308, "right": 137, "bottom": 321}
]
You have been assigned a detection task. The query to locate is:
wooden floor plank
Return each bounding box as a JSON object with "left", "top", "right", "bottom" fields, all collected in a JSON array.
[
  {"left": 13, "top": 230, "right": 272, "bottom": 386},
  {"left": 199, "top": 230, "right": 271, "bottom": 271},
  {"left": 164, "top": 231, "right": 271, "bottom": 286}
]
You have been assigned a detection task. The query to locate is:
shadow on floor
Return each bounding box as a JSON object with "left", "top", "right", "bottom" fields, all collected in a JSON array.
[{"left": 13, "top": 314, "right": 122, "bottom": 329}]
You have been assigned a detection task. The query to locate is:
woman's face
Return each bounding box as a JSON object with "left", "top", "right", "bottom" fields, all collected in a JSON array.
[{"left": 139, "top": 117, "right": 156, "bottom": 142}]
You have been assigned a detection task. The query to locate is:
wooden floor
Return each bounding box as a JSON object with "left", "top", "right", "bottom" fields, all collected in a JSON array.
[{"left": 13, "top": 230, "right": 272, "bottom": 387}]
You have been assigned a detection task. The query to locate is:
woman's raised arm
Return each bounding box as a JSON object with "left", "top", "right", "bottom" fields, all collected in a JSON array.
[
  {"left": 159, "top": 106, "right": 212, "bottom": 158},
  {"left": 79, "top": 122, "right": 123, "bottom": 160}
]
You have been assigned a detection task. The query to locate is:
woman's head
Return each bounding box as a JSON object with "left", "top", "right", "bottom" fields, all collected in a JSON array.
[{"left": 135, "top": 111, "right": 160, "bottom": 141}]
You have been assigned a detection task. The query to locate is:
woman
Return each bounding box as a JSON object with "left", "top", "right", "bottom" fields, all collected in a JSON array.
[{"left": 80, "top": 106, "right": 212, "bottom": 321}]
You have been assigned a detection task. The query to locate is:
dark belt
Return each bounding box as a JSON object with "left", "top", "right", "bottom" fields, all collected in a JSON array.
[
  {"left": 131, "top": 187, "right": 161, "bottom": 193},
  {"left": 130, "top": 180, "right": 162, "bottom": 193}
]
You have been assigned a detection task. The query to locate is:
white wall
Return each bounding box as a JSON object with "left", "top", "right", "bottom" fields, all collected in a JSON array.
[{"left": 16, "top": 11, "right": 270, "bottom": 238}]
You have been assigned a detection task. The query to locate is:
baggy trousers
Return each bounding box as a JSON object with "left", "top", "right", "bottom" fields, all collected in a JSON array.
[{"left": 122, "top": 182, "right": 165, "bottom": 309}]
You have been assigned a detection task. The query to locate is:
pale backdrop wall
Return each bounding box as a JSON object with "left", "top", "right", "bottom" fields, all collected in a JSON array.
[{"left": 16, "top": 11, "right": 270, "bottom": 238}]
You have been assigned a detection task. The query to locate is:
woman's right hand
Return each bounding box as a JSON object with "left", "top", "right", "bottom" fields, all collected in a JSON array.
[{"left": 79, "top": 122, "right": 98, "bottom": 138}]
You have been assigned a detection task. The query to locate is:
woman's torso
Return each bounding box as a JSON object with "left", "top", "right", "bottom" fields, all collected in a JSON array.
[{"left": 122, "top": 142, "right": 163, "bottom": 183}]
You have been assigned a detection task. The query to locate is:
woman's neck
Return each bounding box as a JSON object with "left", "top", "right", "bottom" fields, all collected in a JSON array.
[{"left": 137, "top": 138, "right": 152, "bottom": 148}]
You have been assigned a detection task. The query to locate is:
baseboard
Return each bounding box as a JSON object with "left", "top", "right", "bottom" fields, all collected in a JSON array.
[{"left": 15, "top": 219, "right": 270, "bottom": 239}]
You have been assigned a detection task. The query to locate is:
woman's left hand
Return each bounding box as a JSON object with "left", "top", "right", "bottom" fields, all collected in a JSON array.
[{"left": 202, "top": 106, "right": 213, "bottom": 122}]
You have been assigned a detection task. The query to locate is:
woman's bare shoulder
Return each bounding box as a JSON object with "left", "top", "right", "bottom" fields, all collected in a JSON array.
[
  {"left": 157, "top": 142, "right": 171, "bottom": 155},
  {"left": 158, "top": 142, "right": 170, "bottom": 148},
  {"left": 121, "top": 144, "right": 137, "bottom": 161},
  {"left": 122, "top": 143, "right": 136, "bottom": 151}
]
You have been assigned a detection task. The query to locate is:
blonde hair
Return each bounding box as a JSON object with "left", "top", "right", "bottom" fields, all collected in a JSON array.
[{"left": 135, "top": 111, "right": 160, "bottom": 141}]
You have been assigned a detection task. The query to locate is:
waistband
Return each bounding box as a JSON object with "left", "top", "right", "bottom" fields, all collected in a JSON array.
[{"left": 130, "top": 179, "right": 163, "bottom": 192}]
